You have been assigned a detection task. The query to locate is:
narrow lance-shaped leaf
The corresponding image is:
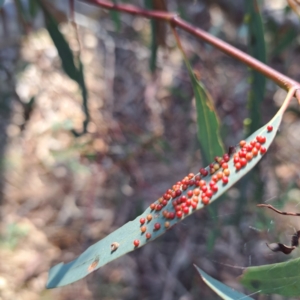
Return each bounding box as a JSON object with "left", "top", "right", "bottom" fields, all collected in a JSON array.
[
  {"left": 171, "top": 27, "right": 224, "bottom": 164},
  {"left": 109, "top": 0, "right": 121, "bottom": 32},
  {"left": 245, "top": 0, "right": 266, "bottom": 134},
  {"left": 194, "top": 265, "right": 254, "bottom": 300},
  {"left": 240, "top": 257, "right": 300, "bottom": 297},
  {"left": 38, "top": 0, "right": 90, "bottom": 135},
  {"left": 46, "top": 89, "right": 294, "bottom": 289}
]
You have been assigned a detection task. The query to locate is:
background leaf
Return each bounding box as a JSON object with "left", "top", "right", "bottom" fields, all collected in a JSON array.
[
  {"left": 245, "top": 0, "right": 266, "bottom": 134},
  {"left": 47, "top": 91, "right": 287, "bottom": 288},
  {"left": 0, "top": 0, "right": 5, "bottom": 9},
  {"left": 39, "top": 0, "right": 89, "bottom": 135},
  {"left": 240, "top": 257, "right": 300, "bottom": 297},
  {"left": 109, "top": 0, "right": 121, "bottom": 32},
  {"left": 195, "top": 265, "right": 254, "bottom": 300}
]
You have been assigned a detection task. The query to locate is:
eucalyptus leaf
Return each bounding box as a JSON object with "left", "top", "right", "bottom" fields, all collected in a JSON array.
[
  {"left": 195, "top": 265, "right": 254, "bottom": 300},
  {"left": 47, "top": 92, "right": 287, "bottom": 288},
  {"left": 240, "top": 257, "right": 300, "bottom": 297}
]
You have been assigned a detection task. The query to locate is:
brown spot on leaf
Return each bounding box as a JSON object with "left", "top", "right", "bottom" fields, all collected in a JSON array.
[
  {"left": 88, "top": 256, "right": 99, "bottom": 272},
  {"left": 111, "top": 242, "right": 119, "bottom": 252}
]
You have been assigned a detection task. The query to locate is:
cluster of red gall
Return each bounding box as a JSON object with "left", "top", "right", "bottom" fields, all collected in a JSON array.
[
  {"left": 132, "top": 126, "right": 273, "bottom": 247},
  {"left": 233, "top": 127, "right": 272, "bottom": 171}
]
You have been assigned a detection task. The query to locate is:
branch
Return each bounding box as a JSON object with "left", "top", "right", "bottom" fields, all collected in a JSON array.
[
  {"left": 82, "top": 0, "right": 300, "bottom": 97},
  {"left": 257, "top": 204, "right": 300, "bottom": 216}
]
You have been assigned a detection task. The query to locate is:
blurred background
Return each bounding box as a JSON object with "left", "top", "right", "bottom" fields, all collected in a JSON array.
[{"left": 1, "top": 0, "right": 300, "bottom": 299}]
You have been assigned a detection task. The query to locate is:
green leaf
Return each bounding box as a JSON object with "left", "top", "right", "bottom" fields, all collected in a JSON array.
[
  {"left": 240, "top": 257, "right": 300, "bottom": 297},
  {"left": 39, "top": 1, "right": 89, "bottom": 135},
  {"left": 272, "top": 26, "right": 297, "bottom": 57},
  {"left": 195, "top": 265, "right": 254, "bottom": 300},
  {"left": 47, "top": 90, "right": 289, "bottom": 288},
  {"left": 29, "top": 0, "right": 39, "bottom": 18},
  {"left": 109, "top": 0, "right": 121, "bottom": 32},
  {"left": 245, "top": 0, "right": 266, "bottom": 134},
  {"left": 144, "top": 0, "right": 158, "bottom": 73}
]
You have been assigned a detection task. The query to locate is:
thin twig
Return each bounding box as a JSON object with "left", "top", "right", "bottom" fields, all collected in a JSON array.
[
  {"left": 257, "top": 204, "right": 300, "bottom": 216},
  {"left": 81, "top": 0, "right": 300, "bottom": 94}
]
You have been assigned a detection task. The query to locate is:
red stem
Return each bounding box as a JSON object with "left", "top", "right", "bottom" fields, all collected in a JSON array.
[{"left": 82, "top": 0, "right": 300, "bottom": 98}]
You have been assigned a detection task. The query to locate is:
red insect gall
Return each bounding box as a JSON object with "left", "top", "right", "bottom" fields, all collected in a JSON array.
[
  {"left": 202, "top": 197, "right": 210, "bottom": 205},
  {"left": 217, "top": 172, "right": 223, "bottom": 180},
  {"left": 239, "top": 151, "right": 246, "bottom": 158},
  {"left": 199, "top": 168, "right": 208, "bottom": 176},
  {"left": 221, "top": 162, "right": 228, "bottom": 169},
  {"left": 175, "top": 205, "right": 181, "bottom": 211},
  {"left": 246, "top": 152, "right": 253, "bottom": 161},
  {"left": 246, "top": 145, "right": 253, "bottom": 152},
  {"left": 165, "top": 221, "right": 170, "bottom": 228},
  {"left": 182, "top": 184, "right": 188, "bottom": 191},
  {"left": 239, "top": 140, "right": 246, "bottom": 147},
  {"left": 188, "top": 173, "right": 194, "bottom": 179},
  {"left": 223, "top": 168, "right": 230, "bottom": 176},
  {"left": 155, "top": 204, "right": 163, "bottom": 211},
  {"left": 154, "top": 223, "right": 161, "bottom": 230},
  {"left": 201, "top": 185, "right": 208, "bottom": 192},
  {"left": 150, "top": 204, "right": 156, "bottom": 210},
  {"left": 205, "top": 190, "right": 213, "bottom": 198},
  {"left": 168, "top": 212, "right": 175, "bottom": 219},
  {"left": 140, "top": 218, "right": 146, "bottom": 225},
  {"left": 191, "top": 202, "right": 197, "bottom": 209},
  {"left": 146, "top": 232, "right": 151, "bottom": 239},
  {"left": 193, "top": 188, "right": 200, "bottom": 196},
  {"left": 252, "top": 148, "right": 258, "bottom": 156},
  {"left": 199, "top": 180, "right": 206, "bottom": 187},
  {"left": 183, "top": 206, "right": 189, "bottom": 214},
  {"left": 133, "top": 240, "right": 140, "bottom": 247},
  {"left": 141, "top": 226, "right": 146, "bottom": 233},
  {"left": 188, "top": 180, "right": 195, "bottom": 186},
  {"left": 186, "top": 199, "right": 191, "bottom": 206},
  {"left": 211, "top": 184, "right": 218, "bottom": 192},
  {"left": 223, "top": 153, "right": 230, "bottom": 162},
  {"left": 181, "top": 202, "right": 187, "bottom": 209},
  {"left": 192, "top": 196, "right": 199, "bottom": 203},
  {"left": 234, "top": 156, "right": 240, "bottom": 164},
  {"left": 267, "top": 125, "right": 273, "bottom": 132},
  {"left": 260, "top": 136, "right": 266, "bottom": 144},
  {"left": 240, "top": 157, "right": 247, "bottom": 167},
  {"left": 187, "top": 190, "right": 193, "bottom": 198},
  {"left": 195, "top": 175, "right": 201, "bottom": 181},
  {"left": 162, "top": 200, "right": 168, "bottom": 206},
  {"left": 175, "top": 189, "right": 182, "bottom": 197},
  {"left": 163, "top": 193, "right": 170, "bottom": 200},
  {"left": 260, "top": 147, "right": 267, "bottom": 154},
  {"left": 209, "top": 180, "right": 216, "bottom": 187},
  {"left": 222, "top": 176, "right": 228, "bottom": 184},
  {"left": 176, "top": 210, "right": 183, "bottom": 218},
  {"left": 255, "top": 142, "right": 261, "bottom": 150},
  {"left": 212, "top": 175, "right": 218, "bottom": 182},
  {"left": 235, "top": 162, "right": 242, "bottom": 170},
  {"left": 147, "top": 214, "right": 153, "bottom": 222}
]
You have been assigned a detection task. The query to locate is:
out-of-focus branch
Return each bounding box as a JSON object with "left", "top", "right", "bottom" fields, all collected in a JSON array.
[{"left": 81, "top": 0, "right": 300, "bottom": 98}]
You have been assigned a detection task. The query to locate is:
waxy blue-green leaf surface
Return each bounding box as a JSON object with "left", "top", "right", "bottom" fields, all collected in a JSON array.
[
  {"left": 240, "top": 257, "right": 300, "bottom": 297},
  {"left": 47, "top": 95, "right": 286, "bottom": 288},
  {"left": 195, "top": 265, "right": 253, "bottom": 300}
]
